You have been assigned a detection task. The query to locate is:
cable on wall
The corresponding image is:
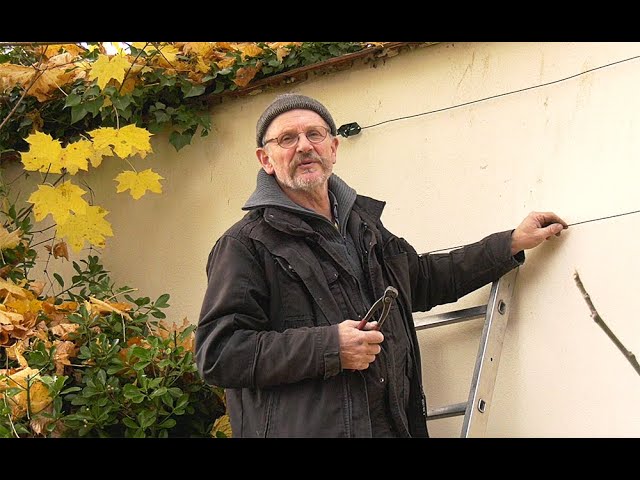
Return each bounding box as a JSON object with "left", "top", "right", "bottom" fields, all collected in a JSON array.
[{"left": 336, "top": 54, "right": 640, "bottom": 138}]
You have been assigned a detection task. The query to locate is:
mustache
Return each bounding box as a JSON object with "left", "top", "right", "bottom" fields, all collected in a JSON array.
[{"left": 292, "top": 152, "right": 324, "bottom": 167}]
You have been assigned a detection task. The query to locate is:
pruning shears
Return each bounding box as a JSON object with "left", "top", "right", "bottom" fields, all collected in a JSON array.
[{"left": 356, "top": 286, "right": 398, "bottom": 331}]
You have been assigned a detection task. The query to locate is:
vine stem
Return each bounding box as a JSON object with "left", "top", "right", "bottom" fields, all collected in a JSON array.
[
  {"left": 2, "top": 394, "right": 20, "bottom": 437},
  {"left": 573, "top": 270, "right": 640, "bottom": 377},
  {"left": 0, "top": 69, "right": 45, "bottom": 132}
]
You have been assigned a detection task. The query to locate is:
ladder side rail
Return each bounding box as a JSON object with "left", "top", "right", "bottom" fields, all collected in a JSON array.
[{"left": 460, "top": 267, "right": 519, "bottom": 438}]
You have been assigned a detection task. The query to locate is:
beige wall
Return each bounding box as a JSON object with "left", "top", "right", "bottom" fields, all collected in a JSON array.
[{"left": 7, "top": 41, "right": 640, "bottom": 437}]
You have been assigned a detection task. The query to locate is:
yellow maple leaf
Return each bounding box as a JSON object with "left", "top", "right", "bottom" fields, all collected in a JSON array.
[
  {"left": 0, "top": 226, "right": 22, "bottom": 251},
  {"left": 4, "top": 298, "right": 43, "bottom": 317},
  {"left": 88, "top": 125, "right": 153, "bottom": 160},
  {"left": 88, "top": 53, "right": 131, "bottom": 89},
  {"left": 181, "top": 42, "right": 217, "bottom": 60},
  {"left": 115, "top": 169, "right": 164, "bottom": 200},
  {"left": 27, "top": 182, "right": 89, "bottom": 225},
  {"left": 21, "top": 132, "right": 91, "bottom": 175},
  {"left": 154, "top": 44, "right": 180, "bottom": 67},
  {"left": 59, "top": 139, "right": 92, "bottom": 175},
  {"left": 195, "top": 56, "right": 211, "bottom": 74},
  {"left": 88, "top": 142, "right": 113, "bottom": 168},
  {"left": 20, "top": 131, "right": 63, "bottom": 172},
  {"left": 236, "top": 43, "right": 264, "bottom": 59},
  {"left": 56, "top": 205, "right": 113, "bottom": 252},
  {"left": 115, "top": 124, "right": 153, "bottom": 158},
  {"left": 130, "top": 42, "right": 155, "bottom": 54}
]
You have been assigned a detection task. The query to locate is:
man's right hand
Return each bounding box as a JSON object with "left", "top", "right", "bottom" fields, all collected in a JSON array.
[{"left": 338, "top": 319, "right": 384, "bottom": 370}]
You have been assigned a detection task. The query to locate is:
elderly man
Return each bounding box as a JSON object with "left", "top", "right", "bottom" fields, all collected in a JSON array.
[{"left": 195, "top": 93, "right": 568, "bottom": 437}]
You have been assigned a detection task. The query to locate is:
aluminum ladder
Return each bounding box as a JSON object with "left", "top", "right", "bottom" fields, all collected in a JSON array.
[{"left": 414, "top": 267, "right": 519, "bottom": 437}]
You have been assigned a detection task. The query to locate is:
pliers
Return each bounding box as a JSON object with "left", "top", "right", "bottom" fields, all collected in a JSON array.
[{"left": 356, "top": 286, "right": 398, "bottom": 330}]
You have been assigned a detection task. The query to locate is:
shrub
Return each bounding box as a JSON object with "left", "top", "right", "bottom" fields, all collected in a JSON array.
[{"left": 0, "top": 187, "right": 229, "bottom": 438}]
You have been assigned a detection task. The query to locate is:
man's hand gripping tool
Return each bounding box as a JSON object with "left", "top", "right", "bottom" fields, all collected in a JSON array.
[{"left": 356, "top": 286, "right": 398, "bottom": 330}]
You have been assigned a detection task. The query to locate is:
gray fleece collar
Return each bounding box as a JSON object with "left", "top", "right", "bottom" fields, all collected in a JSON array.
[{"left": 242, "top": 169, "right": 357, "bottom": 228}]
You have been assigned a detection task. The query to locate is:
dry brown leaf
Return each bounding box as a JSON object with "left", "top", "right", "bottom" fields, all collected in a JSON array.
[
  {"left": 52, "top": 340, "right": 77, "bottom": 375},
  {"left": 44, "top": 240, "right": 69, "bottom": 260},
  {"left": 0, "top": 57, "right": 86, "bottom": 102},
  {"left": 6, "top": 342, "right": 28, "bottom": 367},
  {"left": 119, "top": 75, "right": 138, "bottom": 95},
  {"left": 50, "top": 323, "right": 79, "bottom": 340},
  {"left": 215, "top": 57, "right": 235, "bottom": 70},
  {"left": 42, "top": 300, "right": 78, "bottom": 315},
  {"left": 9, "top": 324, "right": 29, "bottom": 340},
  {"left": 0, "top": 265, "right": 12, "bottom": 279},
  {"left": 88, "top": 296, "right": 133, "bottom": 320},
  {"left": 0, "top": 309, "right": 24, "bottom": 325},
  {"left": 30, "top": 403, "right": 56, "bottom": 436},
  {"left": 0, "top": 367, "right": 53, "bottom": 419},
  {"left": 233, "top": 65, "right": 260, "bottom": 88},
  {"left": 0, "top": 64, "right": 37, "bottom": 93},
  {"left": 0, "top": 277, "right": 28, "bottom": 299},
  {"left": 211, "top": 414, "right": 232, "bottom": 438},
  {"left": 0, "top": 328, "right": 10, "bottom": 346},
  {"left": 153, "top": 317, "right": 194, "bottom": 351},
  {"left": 28, "top": 281, "right": 45, "bottom": 297}
]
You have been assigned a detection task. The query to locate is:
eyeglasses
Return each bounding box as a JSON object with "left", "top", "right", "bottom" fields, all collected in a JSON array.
[{"left": 263, "top": 125, "right": 331, "bottom": 149}]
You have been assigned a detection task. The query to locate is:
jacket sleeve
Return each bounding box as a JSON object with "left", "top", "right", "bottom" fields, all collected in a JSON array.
[
  {"left": 405, "top": 229, "right": 524, "bottom": 312},
  {"left": 195, "top": 234, "right": 341, "bottom": 389}
]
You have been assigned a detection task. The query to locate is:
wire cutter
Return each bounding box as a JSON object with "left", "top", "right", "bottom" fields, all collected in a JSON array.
[{"left": 356, "top": 286, "right": 398, "bottom": 330}]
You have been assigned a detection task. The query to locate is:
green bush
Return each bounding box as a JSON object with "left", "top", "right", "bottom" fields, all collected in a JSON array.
[{"left": 0, "top": 189, "right": 228, "bottom": 438}]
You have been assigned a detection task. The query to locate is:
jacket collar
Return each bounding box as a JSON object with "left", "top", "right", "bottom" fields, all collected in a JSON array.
[{"left": 243, "top": 168, "right": 385, "bottom": 227}]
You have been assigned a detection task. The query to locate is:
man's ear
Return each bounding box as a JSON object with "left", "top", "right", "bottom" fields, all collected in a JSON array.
[
  {"left": 256, "top": 147, "right": 275, "bottom": 175},
  {"left": 330, "top": 135, "right": 339, "bottom": 165}
]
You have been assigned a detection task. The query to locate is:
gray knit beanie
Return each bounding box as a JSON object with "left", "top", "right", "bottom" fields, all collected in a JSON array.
[{"left": 256, "top": 93, "right": 337, "bottom": 147}]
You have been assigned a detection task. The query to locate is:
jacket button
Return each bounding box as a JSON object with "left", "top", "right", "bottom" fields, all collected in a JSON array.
[{"left": 379, "top": 377, "right": 385, "bottom": 383}]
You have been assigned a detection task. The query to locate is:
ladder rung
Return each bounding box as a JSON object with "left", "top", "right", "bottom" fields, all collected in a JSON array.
[
  {"left": 414, "top": 305, "right": 487, "bottom": 331},
  {"left": 426, "top": 402, "right": 467, "bottom": 420}
]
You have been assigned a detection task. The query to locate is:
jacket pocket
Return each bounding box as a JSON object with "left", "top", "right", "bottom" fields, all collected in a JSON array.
[
  {"left": 273, "top": 256, "right": 316, "bottom": 329},
  {"left": 262, "top": 389, "right": 277, "bottom": 437}
]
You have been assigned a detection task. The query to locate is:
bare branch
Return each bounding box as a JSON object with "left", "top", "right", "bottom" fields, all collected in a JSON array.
[
  {"left": 0, "top": 46, "right": 50, "bottom": 132},
  {"left": 573, "top": 270, "right": 640, "bottom": 377}
]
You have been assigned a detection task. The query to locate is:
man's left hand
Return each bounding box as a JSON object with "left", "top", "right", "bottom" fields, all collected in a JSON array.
[{"left": 511, "top": 211, "right": 568, "bottom": 255}]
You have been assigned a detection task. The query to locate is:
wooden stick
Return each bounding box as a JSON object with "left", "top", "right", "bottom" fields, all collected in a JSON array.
[{"left": 573, "top": 270, "right": 640, "bottom": 376}]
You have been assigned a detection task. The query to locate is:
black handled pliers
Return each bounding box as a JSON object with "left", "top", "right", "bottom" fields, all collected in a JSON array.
[{"left": 356, "top": 286, "right": 398, "bottom": 330}]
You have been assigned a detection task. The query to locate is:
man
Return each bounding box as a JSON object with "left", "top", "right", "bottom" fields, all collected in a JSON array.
[{"left": 195, "top": 93, "right": 568, "bottom": 437}]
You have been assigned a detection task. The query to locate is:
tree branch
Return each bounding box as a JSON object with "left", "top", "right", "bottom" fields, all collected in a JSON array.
[{"left": 573, "top": 270, "right": 640, "bottom": 377}]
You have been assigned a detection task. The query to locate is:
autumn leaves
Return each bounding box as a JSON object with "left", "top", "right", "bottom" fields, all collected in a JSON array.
[{"left": 21, "top": 124, "right": 160, "bottom": 252}]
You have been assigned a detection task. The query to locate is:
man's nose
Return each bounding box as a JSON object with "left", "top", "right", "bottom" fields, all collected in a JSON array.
[{"left": 296, "top": 132, "right": 314, "bottom": 152}]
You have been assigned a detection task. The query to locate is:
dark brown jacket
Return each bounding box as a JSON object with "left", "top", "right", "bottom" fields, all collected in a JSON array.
[{"left": 195, "top": 171, "right": 523, "bottom": 437}]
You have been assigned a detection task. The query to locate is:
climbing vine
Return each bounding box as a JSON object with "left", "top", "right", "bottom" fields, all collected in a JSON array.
[{"left": 0, "top": 42, "right": 380, "bottom": 156}]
